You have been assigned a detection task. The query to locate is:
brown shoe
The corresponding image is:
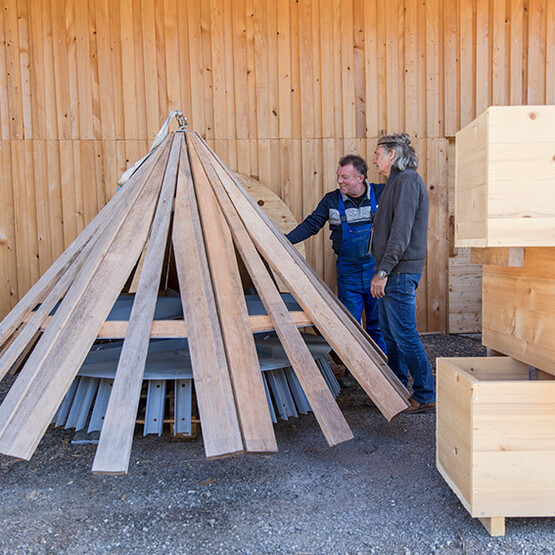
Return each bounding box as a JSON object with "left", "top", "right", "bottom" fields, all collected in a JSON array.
[{"left": 403, "top": 397, "right": 436, "bottom": 414}]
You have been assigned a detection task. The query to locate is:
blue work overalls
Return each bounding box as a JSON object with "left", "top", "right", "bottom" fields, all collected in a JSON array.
[{"left": 336, "top": 188, "right": 387, "bottom": 354}]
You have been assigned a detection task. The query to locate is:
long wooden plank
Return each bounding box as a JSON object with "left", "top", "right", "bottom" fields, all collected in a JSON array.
[
  {"left": 93, "top": 134, "right": 181, "bottom": 475},
  {"left": 442, "top": 0, "right": 458, "bottom": 136},
  {"left": 45, "top": 141, "right": 64, "bottom": 260},
  {"left": 0, "top": 140, "right": 171, "bottom": 460},
  {"left": 0, "top": 141, "right": 15, "bottom": 318},
  {"left": 190, "top": 134, "right": 353, "bottom": 447},
  {"left": 192, "top": 133, "right": 409, "bottom": 421},
  {"left": 34, "top": 311, "right": 312, "bottom": 338},
  {"left": 0, "top": 136, "right": 169, "bottom": 348},
  {"left": 141, "top": 0, "right": 160, "bottom": 138},
  {"left": 509, "top": 0, "right": 524, "bottom": 105},
  {"left": 425, "top": 0, "right": 440, "bottom": 137},
  {"left": 3, "top": 0, "right": 23, "bottom": 139},
  {"left": 11, "top": 141, "right": 39, "bottom": 297},
  {"left": 187, "top": 134, "right": 276, "bottom": 453},
  {"left": 172, "top": 139, "right": 243, "bottom": 459},
  {"left": 475, "top": 0, "right": 490, "bottom": 115}
]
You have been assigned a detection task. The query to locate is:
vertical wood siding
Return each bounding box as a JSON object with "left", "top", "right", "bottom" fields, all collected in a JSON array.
[{"left": 1, "top": 0, "right": 554, "bottom": 331}]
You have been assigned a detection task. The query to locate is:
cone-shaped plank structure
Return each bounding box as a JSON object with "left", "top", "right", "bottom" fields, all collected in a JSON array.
[{"left": 0, "top": 115, "right": 410, "bottom": 474}]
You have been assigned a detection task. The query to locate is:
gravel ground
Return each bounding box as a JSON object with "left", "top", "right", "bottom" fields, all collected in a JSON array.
[{"left": 1, "top": 334, "right": 554, "bottom": 555}]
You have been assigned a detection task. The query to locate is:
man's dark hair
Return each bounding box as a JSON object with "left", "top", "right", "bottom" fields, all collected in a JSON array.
[{"left": 338, "top": 154, "right": 368, "bottom": 179}]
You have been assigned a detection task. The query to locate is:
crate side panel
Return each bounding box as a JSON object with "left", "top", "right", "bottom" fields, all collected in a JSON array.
[
  {"left": 472, "top": 382, "right": 555, "bottom": 517},
  {"left": 487, "top": 105, "right": 555, "bottom": 143},
  {"left": 488, "top": 218, "right": 555, "bottom": 247},
  {"left": 487, "top": 141, "right": 555, "bottom": 246},
  {"left": 482, "top": 249, "right": 555, "bottom": 375},
  {"left": 455, "top": 112, "right": 488, "bottom": 247},
  {"left": 437, "top": 359, "right": 474, "bottom": 507},
  {"left": 439, "top": 356, "right": 529, "bottom": 381}
]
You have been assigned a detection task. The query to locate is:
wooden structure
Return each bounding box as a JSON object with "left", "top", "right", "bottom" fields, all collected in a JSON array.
[
  {"left": 2, "top": 0, "right": 555, "bottom": 333},
  {"left": 0, "top": 125, "right": 410, "bottom": 474},
  {"left": 438, "top": 105, "right": 555, "bottom": 535},
  {"left": 455, "top": 106, "right": 555, "bottom": 248},
  {"left": 436, "top": 357, "right": 555, "bottom": 538}
]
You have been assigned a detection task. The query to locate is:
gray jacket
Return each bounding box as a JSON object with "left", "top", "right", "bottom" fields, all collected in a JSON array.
[{"left": 371, "top": 167, "right": 429, "bottom": 275}]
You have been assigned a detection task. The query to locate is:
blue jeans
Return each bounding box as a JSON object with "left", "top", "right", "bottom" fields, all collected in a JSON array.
[
  {"left": 337, "top": 259, "right": 387, "bottom": 354},
  {"left": 378, "top": 272, "right": 436, "bottom": 404}
]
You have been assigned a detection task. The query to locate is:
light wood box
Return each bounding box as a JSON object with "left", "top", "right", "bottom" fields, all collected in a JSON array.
[
  {"left": 437, "top": 356, "right": 555, "bottom": 522},
  {"left": 455, "top": 105, "right": 555, "bottom": 248}
]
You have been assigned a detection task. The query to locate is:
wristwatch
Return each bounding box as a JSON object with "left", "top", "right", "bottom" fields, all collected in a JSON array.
[{"left": 377, "top": 270, "right": 388, "bottom": 279}]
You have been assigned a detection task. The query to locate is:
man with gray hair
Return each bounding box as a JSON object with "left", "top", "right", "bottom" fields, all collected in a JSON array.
[{"left": 370, "top": 133, "right": 436, "bottom": 413}]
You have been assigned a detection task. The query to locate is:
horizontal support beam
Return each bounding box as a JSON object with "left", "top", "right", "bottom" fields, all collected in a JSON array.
[{"left": 32, "top": 312, "right": 312, "bottom": 338}]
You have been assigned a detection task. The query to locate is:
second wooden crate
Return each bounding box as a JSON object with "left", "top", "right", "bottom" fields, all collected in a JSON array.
[{"left": 436, "top": 356, "right": 555, "bottom": 536}]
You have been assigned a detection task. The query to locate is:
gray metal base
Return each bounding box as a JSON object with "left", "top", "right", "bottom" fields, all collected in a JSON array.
[{"left": 55, "top": 333, "right": 338, "bottom": 439}]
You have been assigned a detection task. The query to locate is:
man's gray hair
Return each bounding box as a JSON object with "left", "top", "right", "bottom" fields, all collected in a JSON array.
[{"left": 377, "top": 133, "right": 418, "bottom": 171}]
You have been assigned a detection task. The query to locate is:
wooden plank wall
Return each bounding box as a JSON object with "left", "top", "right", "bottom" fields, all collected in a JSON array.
[{"left": 1, "top": 0, "right": 554, "bottom": 332}]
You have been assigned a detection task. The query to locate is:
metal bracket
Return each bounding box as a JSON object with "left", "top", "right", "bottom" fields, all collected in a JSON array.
[{"left": 175, "top": 112, "right": 188, "bottom": 131}]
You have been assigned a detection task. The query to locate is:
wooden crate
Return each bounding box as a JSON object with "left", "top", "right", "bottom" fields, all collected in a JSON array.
[
  {"left": 436, "top": 356, "right": 555, "bottom": 536},
  {"left": 455, "top": 105, "right": 555, "bottom": 248}
]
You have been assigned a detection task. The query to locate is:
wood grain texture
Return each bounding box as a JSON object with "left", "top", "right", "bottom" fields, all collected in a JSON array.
[
  {"left": 482, "top": 247, "right": 555, "bottom": 376},
  {"left": 35, "top": 311, "right": 313, "bottom": 338},
  {"left": 92, "top": 134, "right": 181, "bottom": 475},
  {"left": 438, "top": 356, "right": 555, "bottom": 523},
  {"left": 2, "top": 0, "right": 555, "bottom": 332},
  {"left": 172, "top": 137, "right": 243, "bottom": 460},
  {"left": 187, "top": 133, "right": 276, "bottom": 454}
]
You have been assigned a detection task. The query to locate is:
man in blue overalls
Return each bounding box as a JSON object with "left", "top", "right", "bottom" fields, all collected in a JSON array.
[{"left": 286, "top": 155, "right": 386, "bottom": 388}]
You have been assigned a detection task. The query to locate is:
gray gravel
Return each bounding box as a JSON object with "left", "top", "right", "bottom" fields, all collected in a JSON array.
[{"left": 1, "top": 334, "right": 555, "bottom": 554}]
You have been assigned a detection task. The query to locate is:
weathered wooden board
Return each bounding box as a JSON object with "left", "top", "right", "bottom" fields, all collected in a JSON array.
[
  {"left": 187, "top": 134, "right": 276, "bottom": 454},
  {"left": 172, "top": 138, "right": 243, "bottom": 460},
  {"left": 92, "top": 134, "right": 181, "bottom": 475},
  {"left": 32, "top": 312, "right": 313, "bottom": 338},
  {"left": 448, "top": 248, "right": 482, "bottom": 334}
]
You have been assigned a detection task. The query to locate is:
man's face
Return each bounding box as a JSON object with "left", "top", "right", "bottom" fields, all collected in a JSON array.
[
  {"left": 372, "top": 145, "right": 394, "bottom": 177},
  {"left": 337, "top": 164, "right": 365, "bottom": 197}
]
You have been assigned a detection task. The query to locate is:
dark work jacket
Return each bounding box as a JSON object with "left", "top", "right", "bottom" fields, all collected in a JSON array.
[
  {"left": 371, "top": 167, "right": 429, "bottom": 275},
  {"left": 285, "top": 182, "right": 384, "bottom": 256}
]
